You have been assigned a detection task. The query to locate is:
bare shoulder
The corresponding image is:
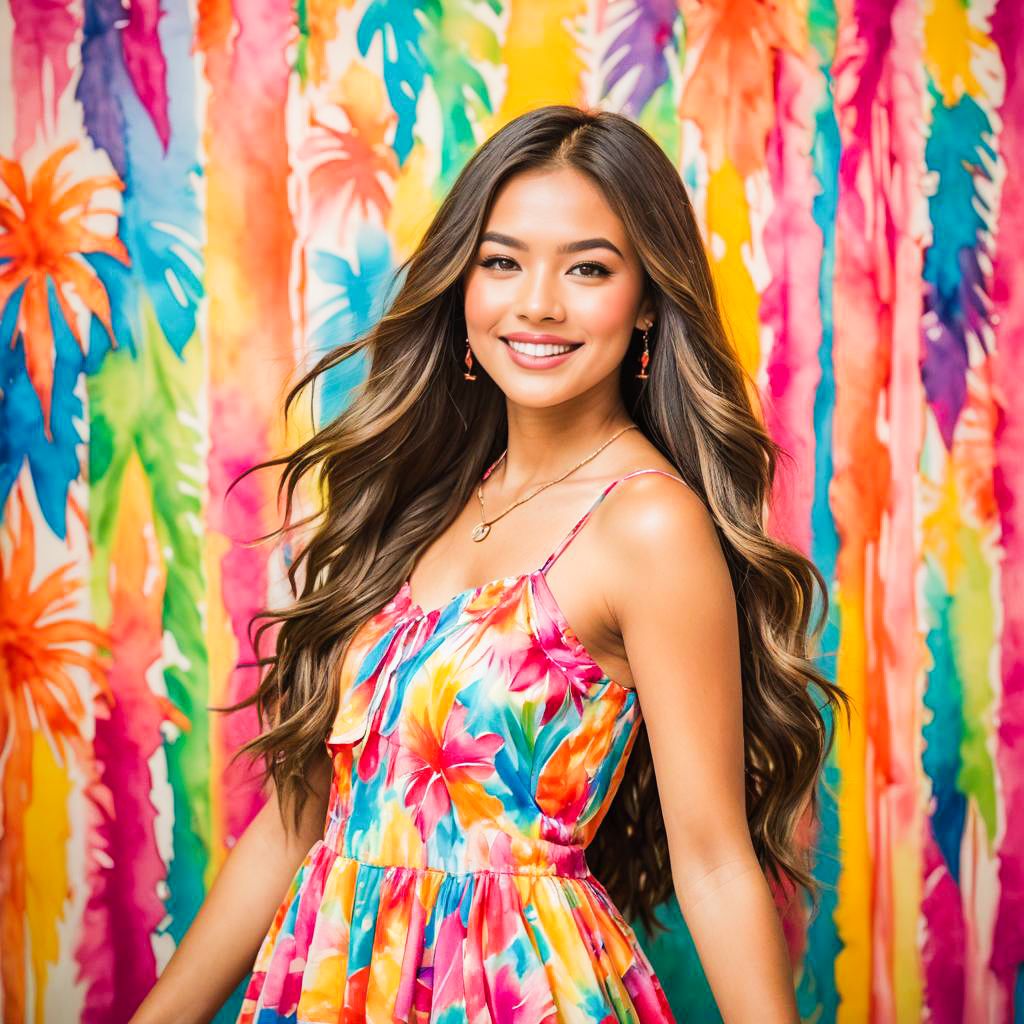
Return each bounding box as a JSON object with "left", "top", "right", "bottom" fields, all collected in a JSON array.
[
  {"left": 591, "top": 469, "right": 733, "bottom": 624},
  {"left": 596, "top": 469, "right": 720, "bottom": 566}
]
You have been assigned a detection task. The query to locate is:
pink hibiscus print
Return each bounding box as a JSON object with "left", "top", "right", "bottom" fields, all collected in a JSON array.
[
  {"left": 507, "top": 619, "right": 604, "bottom": 724},
  {"left": 395, "top": 700, "right": 504, "bottom": 840},
  {"left": 491, "top": 964, "right": 559, "bottom": 1023}
]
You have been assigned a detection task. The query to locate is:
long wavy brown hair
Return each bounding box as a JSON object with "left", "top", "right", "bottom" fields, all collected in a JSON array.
[{"left": 224, "top": 104, "right": 851, "bottom": 936}]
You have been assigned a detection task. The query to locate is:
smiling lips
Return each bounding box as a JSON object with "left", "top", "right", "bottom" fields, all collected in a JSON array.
[
  {"left": 499, "top": 333, "right": 583, "bottom": 370},
  {"left": 502, "top": 333, "right": 583, "bottom": 358}
]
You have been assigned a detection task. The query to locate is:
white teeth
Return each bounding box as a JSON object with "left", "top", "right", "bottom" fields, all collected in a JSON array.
[{"left": 507, "top": 340, "right": 576, "bottom": 357}]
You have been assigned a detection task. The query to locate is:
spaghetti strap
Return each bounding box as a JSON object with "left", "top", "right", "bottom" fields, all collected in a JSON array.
[{"left": 540, "top": 469, "right": 688, "bottom": 574}]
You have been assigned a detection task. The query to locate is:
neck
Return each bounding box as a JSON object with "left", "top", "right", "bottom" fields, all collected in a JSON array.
[{"left": 494, "top": 394, "right": 635, "bottom": 492}]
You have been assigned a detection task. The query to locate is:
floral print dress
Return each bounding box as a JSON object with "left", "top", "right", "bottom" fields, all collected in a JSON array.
[{"left": 236, "top": 470, "right": 683, "bottom": 1023}]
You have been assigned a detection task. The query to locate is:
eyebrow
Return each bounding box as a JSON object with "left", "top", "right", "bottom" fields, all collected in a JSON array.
[{"left": 479, "top": 231, "right": 624, "bottom": 259}]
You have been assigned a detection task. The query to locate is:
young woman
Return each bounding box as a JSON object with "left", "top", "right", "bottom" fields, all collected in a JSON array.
[{"left": 131, "top": 105, "right": 848, "bottom": 1024}]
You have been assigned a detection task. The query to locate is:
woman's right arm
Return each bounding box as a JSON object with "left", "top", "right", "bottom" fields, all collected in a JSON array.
[{"left": 128, "top": 748, "right": 334, "bottom": 1024}]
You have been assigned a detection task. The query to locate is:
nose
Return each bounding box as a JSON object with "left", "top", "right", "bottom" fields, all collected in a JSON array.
[{"left": 515, "top": 266, "right": 565, "bottom": 323}]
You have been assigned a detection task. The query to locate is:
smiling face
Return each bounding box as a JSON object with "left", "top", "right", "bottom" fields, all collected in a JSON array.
[{"left": 462, "top": 166, "right": 654, "bottom": 409}]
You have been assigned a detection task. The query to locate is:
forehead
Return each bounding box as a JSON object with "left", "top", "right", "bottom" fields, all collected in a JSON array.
[{"left": 482, "top": 167, "right": 629, "bottom": 244}]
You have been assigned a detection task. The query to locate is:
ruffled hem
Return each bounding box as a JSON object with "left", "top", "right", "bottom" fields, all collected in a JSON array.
[{"left": 236, "top": 840, "right": 677, "bottom": 1023}]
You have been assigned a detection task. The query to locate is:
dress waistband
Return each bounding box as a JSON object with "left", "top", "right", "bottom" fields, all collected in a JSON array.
[{"left": 323, "top": 811, "right": 591, "bottom": 879}]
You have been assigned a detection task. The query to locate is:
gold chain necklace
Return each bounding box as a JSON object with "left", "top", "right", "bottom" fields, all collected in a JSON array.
[{"left": 470, "top": 424, "right": 640, "bottom": 542}]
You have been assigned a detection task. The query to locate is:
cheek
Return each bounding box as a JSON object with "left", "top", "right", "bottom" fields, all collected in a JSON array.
[
  {"left": 463, "top": 271, "right": 502, "bottom": 328},
  {"left": 574, "top": 282, "right": 640, "bottom": 340}
]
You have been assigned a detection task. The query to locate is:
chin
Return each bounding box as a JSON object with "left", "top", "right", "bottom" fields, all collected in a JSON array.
[{"left": 496, "top": 384, "right": 576, "bottom": 409}]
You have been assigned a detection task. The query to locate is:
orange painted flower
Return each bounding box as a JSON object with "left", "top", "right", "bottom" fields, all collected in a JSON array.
[
  {"left": 0, "top": 142, "right": 130, "bottom": 433},
  {"left": 0, "top": 487, "right": 110, "bottom": 1024},
  {"left": 0, "top": 488, "right": 109, "bottom": 752}
]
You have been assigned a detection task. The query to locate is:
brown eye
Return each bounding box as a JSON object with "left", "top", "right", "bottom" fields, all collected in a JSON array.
[
  {"left": 480, "top": 255, "right": 517, "bottom": 271},
  {"left": 570, "top": 261, "right": 611, "bottom": 278}
]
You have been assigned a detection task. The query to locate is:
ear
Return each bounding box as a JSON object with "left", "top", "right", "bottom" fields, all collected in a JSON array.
[
  {"left": 635, "top": 290, "right": 656, "bottom": 332},
  {"left": 634, "top": 308, "right": 655, "bottom": 332}
]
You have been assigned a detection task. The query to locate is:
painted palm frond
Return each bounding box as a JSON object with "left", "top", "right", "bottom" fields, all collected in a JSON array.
[
  {"left": 76, "top": 0, "right": 132, "bottom": 176},
  {"left": 309, "top": 222, "right": 395, "bottom": 424},
  {"left": 8, "top": 0, "right": 80, "bottom": 157},
  {"left": 72, "top": 0, "right": 173, "bottom": 158},
  {"left": 601, "top": 0, "right": 679, "bottom": 116},
  {"left": 297, "top": 65, "right": 400, "bottom": 231},
  {"left": 920, "top": 1, "right": 1001, "bottom": 449},
  {"left": 679, "top": 0, "right": 805, "bottom": 174},
  {"left": 356, "top": 0, "right": 433, "bottom": 164},
  {"left": 1, "top": 288, "right": 88, "bottom": 538},
  {"left": 0, "top": 143, "right": 130, "bottom": 434},
  {"left": 87, "top": 294, "right": 210, "bottom": 947},
  {"left": 420, "top": 0, "right": 500, "bottom": 188},
  {"left": 76, "top": 1, "right": 203, "bottom": 358},
  {"left": 119, "top": 0, "right": 172, "bottom": 149}
]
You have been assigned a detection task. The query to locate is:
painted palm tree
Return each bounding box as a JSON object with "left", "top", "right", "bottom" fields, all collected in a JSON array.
[
  {"left": 0, "top": 142, "right": 130, "bottom": 436},
  {"left": 0, "top": 487, "right": 109, "bottom": 1023}
]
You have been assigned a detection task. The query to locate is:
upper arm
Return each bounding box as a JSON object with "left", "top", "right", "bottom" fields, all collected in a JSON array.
[
  {"left": 600, "top": 475, "right": 753, "bottom": 896},
  {"left": 265, "top": 746, "right": 334, "bottom": 851}
]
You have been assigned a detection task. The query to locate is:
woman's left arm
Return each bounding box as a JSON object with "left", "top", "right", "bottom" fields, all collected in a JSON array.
[{"left": 602, "top": 475, "right": 800, "bottom": 1024}]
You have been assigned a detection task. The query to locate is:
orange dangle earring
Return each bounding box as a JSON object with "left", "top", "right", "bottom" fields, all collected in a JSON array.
[
  {"left": 636, "top": 323, "right": 651, "bottom": 380},
  {"left": 463, "top": 338, "right": 477, "bottom": 381}
]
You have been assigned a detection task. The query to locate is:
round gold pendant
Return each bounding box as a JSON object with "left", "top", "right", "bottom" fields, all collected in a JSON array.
[{"left": 471, "top": 522, "right": 491, "bottom": 542}]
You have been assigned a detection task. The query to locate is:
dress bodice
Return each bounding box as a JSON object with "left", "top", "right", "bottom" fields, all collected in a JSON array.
[{"left": 236, "top": 468, "right": 687, "bottom": 1024}]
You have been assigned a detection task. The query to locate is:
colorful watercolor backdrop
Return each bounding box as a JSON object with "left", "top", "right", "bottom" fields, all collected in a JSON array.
[{"left": 1, "top": 0, "right": 1021, "bottom": 1021}]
